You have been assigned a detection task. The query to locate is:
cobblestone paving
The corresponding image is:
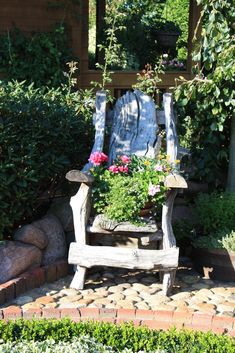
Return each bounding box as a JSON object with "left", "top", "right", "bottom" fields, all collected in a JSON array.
[{"left": 1, "top": 260, "right": 235, "bottom": 317}]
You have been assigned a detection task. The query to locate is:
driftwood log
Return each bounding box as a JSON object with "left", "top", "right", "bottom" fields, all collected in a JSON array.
[{"left": 67, "top": 90, "right": 187, "bottom": 295}]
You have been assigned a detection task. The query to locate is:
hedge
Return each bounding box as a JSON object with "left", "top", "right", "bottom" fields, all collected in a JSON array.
[
  {"left": 0, "top": 80, "right": 94, "bottom": 239},
  {"left": 0, "top": 319, "right": 234, "bottom": 353}
]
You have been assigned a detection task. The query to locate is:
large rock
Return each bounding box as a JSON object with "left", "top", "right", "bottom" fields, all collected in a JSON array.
[
  {"left": 0, "top": 241, "right": 42, "bottom": 284},
  {"left": 47, "top": 197, "right": 73, "bottom": 232},
  {"left": 13, "top": 224, "right": 48, "bottom": 249},
  {"left": 32, "top": 215, "right": 67, "bottom": 265}
]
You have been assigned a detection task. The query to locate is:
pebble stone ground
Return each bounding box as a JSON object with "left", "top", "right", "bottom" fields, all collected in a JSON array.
[{"left": 1, "top": 259, "right": 235, "bottom": 317}]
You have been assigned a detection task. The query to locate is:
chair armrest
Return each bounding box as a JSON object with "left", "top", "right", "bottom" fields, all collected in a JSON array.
[
  {"left": 66, "top": 170, "right": 94, "bottom": 184},
  {"left": 164, "top": 173, "right": 187, "bottom": 188}
]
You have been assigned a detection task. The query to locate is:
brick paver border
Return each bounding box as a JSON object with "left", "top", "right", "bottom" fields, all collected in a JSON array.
[
  {"left": 0, "top": 306, "right": 234, "bottom": 336},
  {"left": 0, "top": 260, "right": 68, "bottom": 306}
]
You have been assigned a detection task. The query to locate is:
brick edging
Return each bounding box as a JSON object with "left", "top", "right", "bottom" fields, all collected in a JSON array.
[
  {"left": 0, "top": 260, "right": 68, "bottom": 306},
  {"left": 0, "top": 307, "right": 234, "bottom": 337}
]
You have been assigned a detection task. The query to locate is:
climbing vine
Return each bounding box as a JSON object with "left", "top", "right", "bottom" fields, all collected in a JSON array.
[{"left": 175, "top": 0, "right": 235, "bottom": 187}]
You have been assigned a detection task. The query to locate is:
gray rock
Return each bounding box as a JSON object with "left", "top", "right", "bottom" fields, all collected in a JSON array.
[
  {"left": 13, "top": 224, "right": 48, "bottom": 249},
  {"left": 47, "top": 198, "right": 73, "bottom": 232},
  {"left": 0, "top": 241, "right": 42, "bottom": 284},
  {"left": 32, "top": 215, "right": 67, "bottom": 265}
]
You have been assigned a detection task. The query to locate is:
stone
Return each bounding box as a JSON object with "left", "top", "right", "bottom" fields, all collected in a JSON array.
[
  {"left": 0, "top": 240, "right": 42, "bottom": 284},
  {"left": 170, "top": 292, "right": 192, "bottom": 301},
  {"left": 115, "top": 299, "right": 135, "bottom": 309},
  {"left": 22, "top": 302, "right": 42, "bottom": 309},
  {"left": 122, "top": 288, "right": 138, "bottom": 296},
  {"left": 14, "top": 296, "right": 34, "bottom": 306},
  {"left": 192, "top": 283, "right": 210, "bottom": 290},
  {"left": 77, "top": 298, "right": 93, "bottom": 306},
  {"left": 13, "top": 224, "right": 48, "bottom": 249},
  {"left": 108, "top": 285, "right": 124, "bottom": 293},
  {"left": 35, "top": 296, "right": 55, "bottom": 305},
  {"left": 47, "top": 198, "right": 74, "bottom": 232},
  {"left": 132, "top": 283, "right": 149, "bottom": 292},
  {"left": 135, "top": 302, "right": 150, "bottom": 310},
  {"left": 192, "top": 302, "right": 216, "bottom": 313},
  {"left": 60, "top": 288, "right": 80, "bottom": 296},
  {"left": 211, "top": 287, "right": 228, "bottom": 296},
  {"left": 58, "top": 302, "right": 79, "bottom": 309},
  {"left": 182, "top": 275, "right": 200, "bottom": 285},
  {"left": 33, "top": 215, "right": 67, "bottom": 265},
  {"left": 58, "top": 295, "right": 82, "bottom": 303},
  {"left": 216, "top": 302, "right": 235, "bottom": 313},
  {"left": 108, "top": 293, "right": 125, "bottom": 301}
]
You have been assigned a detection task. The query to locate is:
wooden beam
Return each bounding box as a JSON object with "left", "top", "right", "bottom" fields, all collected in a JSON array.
[{"left": 69, "top": 243, "right": 179, "bottom": 270}]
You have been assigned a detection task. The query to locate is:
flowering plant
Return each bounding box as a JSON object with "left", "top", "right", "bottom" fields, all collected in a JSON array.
[{"left": 89, "top": 152, "right": 177, "bottom": 224}]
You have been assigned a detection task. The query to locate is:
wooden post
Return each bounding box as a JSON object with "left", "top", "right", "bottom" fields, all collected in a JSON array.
[
  {"left": 69, "top": 183, "right": 91, "bottom": 289},
  {"left": 162, "top": 93, "right": 179, "bottom": 295}
]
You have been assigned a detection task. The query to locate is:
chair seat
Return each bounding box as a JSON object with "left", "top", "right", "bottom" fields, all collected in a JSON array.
[{"left": 87, "top": 214, "right": 158, "bottom": 234}]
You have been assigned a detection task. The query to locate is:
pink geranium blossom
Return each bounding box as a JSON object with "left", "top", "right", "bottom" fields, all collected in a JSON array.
[
  {"left": 148, "top": 183, "right": 161, "bottom": 196},
  {"left": 154, "top": 164, "right": 163, "bottom": 172},
  {"left": 109, "top": 165, "right": 119, "bottom": 173},
  {"left": 120, "top": 155, "right": 131, "bottom": 164},
  {"left": 118, "top": 165, "right": 129, "bottom": 173},
  {"left": 89, "top": 151, "right": 108, "bottom": 166}
]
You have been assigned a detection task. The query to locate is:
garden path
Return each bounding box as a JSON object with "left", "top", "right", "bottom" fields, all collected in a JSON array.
[{"left": 1, "top": 258, "right": 234, "bottom": 318}]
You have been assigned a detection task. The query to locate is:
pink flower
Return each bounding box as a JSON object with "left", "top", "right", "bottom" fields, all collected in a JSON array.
[
  {"left": 89, "top": 152, "right": 108, "bottom": 166},
  {"left": 124, "top": 166, "right": 129, "bottom": 173},
  {"left": 118, "top": 165, "right": 129, "bottom": 173},
  {"left": 108, "top": 165, "right": 119, "bottom": 173},
  {"left": 154, "top": 164, "right": 163, "bottom": 172},
  {"left": 148, "top": 183, "right": 161, "bottom": 196},
  {"left": 120, "top": 155, "right": 131, "bottom": 164}
]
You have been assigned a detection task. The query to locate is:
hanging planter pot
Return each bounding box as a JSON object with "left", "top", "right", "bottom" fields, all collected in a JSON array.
[{"left": 155, "top": 31, "right": 180, "bottom": 50}]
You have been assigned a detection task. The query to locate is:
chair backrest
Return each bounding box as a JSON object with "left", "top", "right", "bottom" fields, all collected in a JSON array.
[
  {"left": 83, "top": 89, "right": 178, "bottom": 171},
  {"left": 108, "top": 90, "right": 158, "bottom": 162}
]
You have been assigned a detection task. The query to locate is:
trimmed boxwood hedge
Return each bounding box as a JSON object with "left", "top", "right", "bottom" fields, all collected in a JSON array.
[{"left": 0, "top": 319, "right": 234, "bottom": 353}]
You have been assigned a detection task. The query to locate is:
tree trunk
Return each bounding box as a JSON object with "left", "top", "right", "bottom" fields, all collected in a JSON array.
[{"left": 227, "top": 114, "right": 235, "bottom": 192}]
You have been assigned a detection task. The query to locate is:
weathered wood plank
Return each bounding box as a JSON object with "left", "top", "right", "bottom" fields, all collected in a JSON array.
[
  {"left": 92, "top": 214, "right": 158, "bottom": 233},
  {"left": 69, "top": 183, "right": 92, "bottom": 289},
  {"left": 162, "top": 189, "right": 178, "bottom": 248},
  {"left": 164, "top": 173, "right": 187, "bottom": 188},
  {"left": 66, "top": 170, "right": 94, "bottom": 184},
  {"left": 83, "top": 90, "right": 106, "bottom": 172},
  {"left": 69, "top": 243, "right": 179, "bottom": 270},
  {"left": 109, "top": 90, "right": 158, "bottom": 162}
]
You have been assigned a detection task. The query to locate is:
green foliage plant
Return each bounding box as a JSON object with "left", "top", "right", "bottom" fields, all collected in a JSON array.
[
  {"left": 0, "top": 319, "right": 234, "bottom": 353},
  {"left": 0, "top": 24, "right": 76, "bottom": 87},
  {"left": 133, "top": 61, "right": 164, "bottom": 101},
  {"left": 174, "top": 0, "right": 235, "bottom": 186},
  {"left": 0, "top": 65, "right": 94, "bottom": 240},
  {"left": 91, "top": 0, "right": 126, "bottom": 98},
  {"left": 89, "top": 152, "right": 179, "bottom": 224},
  {"left": 192, "top": 192, "right": 235, "bottom": 250}
]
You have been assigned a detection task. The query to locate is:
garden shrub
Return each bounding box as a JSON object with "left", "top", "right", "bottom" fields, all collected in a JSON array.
[
  {"left": 0, "top": 319, "right": 234, "bottom": 353},
  {"left": 0, "top": 80, "right": 94, "bottom": 240},
  {"left": 0, "top": 24, "right": 76, "bottom": 87}
]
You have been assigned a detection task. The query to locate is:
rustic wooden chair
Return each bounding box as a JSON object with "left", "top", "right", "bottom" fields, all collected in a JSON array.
[{"left": 66, "top": 90, "right": 187, "bottom": 295}]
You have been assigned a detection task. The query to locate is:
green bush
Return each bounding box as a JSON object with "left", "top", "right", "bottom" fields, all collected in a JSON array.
[
  {"left": 194, "top": 192, "right": 235, "bottom": 235},
  {"left": 0, "top": 24, "right": 76, "bottom": 87},
  {"left": 0, "top": 319, "right": 234, "bottom": 352},
  {"left": 0, "top": 80, "right": 94, "bottom": 240}
]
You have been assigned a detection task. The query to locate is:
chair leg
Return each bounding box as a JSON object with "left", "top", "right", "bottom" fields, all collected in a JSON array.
[
  {"left": 70, "top": 265, "right": 87, "bottom": 290},
  {"left": 162, "top": 270, "right": 176, "bottom": 296}
]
